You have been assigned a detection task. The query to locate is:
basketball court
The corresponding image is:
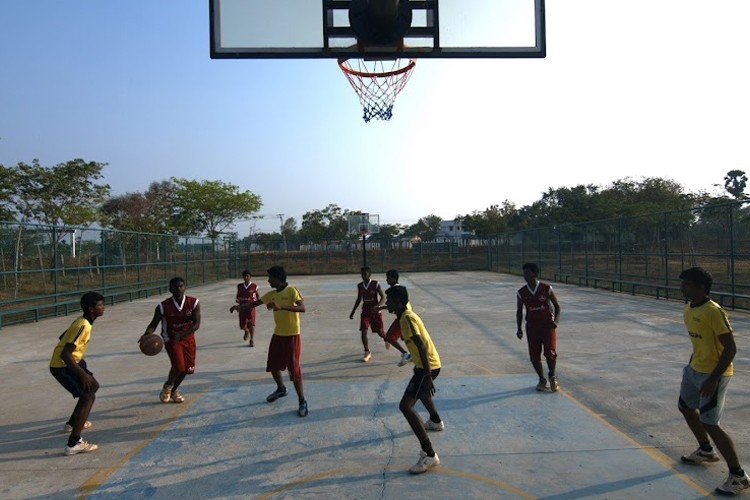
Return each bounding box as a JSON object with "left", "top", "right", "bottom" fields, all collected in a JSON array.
[{"left": 1, "top": 271, "right": 748, "bottom": 499}]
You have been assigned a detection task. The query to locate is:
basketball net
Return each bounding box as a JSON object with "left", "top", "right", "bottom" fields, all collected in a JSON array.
[{"left": 339, "top": 56, "right": 416, "bottom": 122}]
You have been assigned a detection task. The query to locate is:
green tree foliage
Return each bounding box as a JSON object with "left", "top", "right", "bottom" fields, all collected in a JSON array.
[
  {"left": 12, "top": 159, "right": 110, "bottom": 233},
  {"left": 101, "top": 181, "right": 180, "bottom": 234},
  {"left": 170, "top": 178, "right": 262, "bottom": 239},
  {"left": 299, "top": 204, "right": 350, "bottom": 241},
  {"left": 404, "top": 214, "right": 442, "bottom": 241},
  {"left": 460, "top": 201, "right": 518, "bottom": 237},
  {"left": 724, "top": 170, "right": 748, "bottom": 200},
  {"left": 0, "top": 164, "right": 18, "bottom": 221}
]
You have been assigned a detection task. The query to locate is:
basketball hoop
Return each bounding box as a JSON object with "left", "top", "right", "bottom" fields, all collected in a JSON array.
[
  {"left": 339, "top": 55, "right": 416, "bottom": 122},
  {"left": 358, "top": 223, "right": 370, "bottom": 236}
]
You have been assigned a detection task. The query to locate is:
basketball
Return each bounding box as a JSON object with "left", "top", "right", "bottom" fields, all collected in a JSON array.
[{"left": 139, "top": 334, "right": 164, "bottom": 356}]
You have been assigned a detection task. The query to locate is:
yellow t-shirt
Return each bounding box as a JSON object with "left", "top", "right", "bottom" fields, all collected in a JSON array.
[
  {"left": 50, "top": 316, "right": 92, "bottom": 368},
  {"left": 399, "top": 310, "right": 441, "bottom": 370},
  {"left": 261, "top": 285, "right": 303, "bottom": 336},
  {"left": 684, "top": 300, "right": 733, "bottom": 376}
]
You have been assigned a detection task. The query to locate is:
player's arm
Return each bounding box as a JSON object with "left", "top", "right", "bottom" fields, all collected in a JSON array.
[
  {"left": 235, "top": 288, "right": 241, "bottom": 304},
  {"left": 60, "top": 343, "right": 96, "bottom": 390},
  {"left": 700, "top": 332, "right": 736, "bottom": 398},
  {"left": 376, "top": 284, "right": 385, "bottom": 308},
  {"left": 140, "top": 305, "right": 162, "bottom": 342},
  {"left": 549, "top": 289, "right": 561, "bottom": 328},
  {"left": 411, "top": 334, "right": 435, "bottom": 397},
  {"left": 516, "top": 296, "right": 524, "bottom": 339},
  {"left": 182, "top": 302, "right": 201, "bottom": 336},
  {"left": 273, "top": 298, "right": 305, "bottom": 313},
  {"left": 230, "top": 298, "right": 263, "bottom": 313},
  {"left": 349, "top": 294, "right": 362, "bottom": 319}
]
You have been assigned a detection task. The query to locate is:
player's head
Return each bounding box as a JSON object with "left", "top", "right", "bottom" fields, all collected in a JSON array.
[
  {"left": 386, "top": 269, "right": 399, "bottom": 286},
  {"left": 242, "top": 270, "right": 252, "bottom": 281},
  {"left": 385, "top": 285, "right": 409, "bottom": 313},
  {"left": 360, "top": 266, "right": 371, "bottom": 279},
  {"left": 169, "top": 277, "right": 186, "bottom": 298},
  {"left": 679, "top": 267, "right": 712, "bottom": 298},
  {"left": 267, "top": 265, "right": 287, "bottom": 287},
  {"left": 522, "top": 262, "right": 539, "bottom": 284},
  {"left": 80, "top": 291, "right": 105, "bottom": 317}
]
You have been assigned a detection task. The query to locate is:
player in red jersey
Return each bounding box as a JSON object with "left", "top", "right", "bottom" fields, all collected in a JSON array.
[
  {"left": 236, "top": 270, "right": 259, "bottom": 346},
  {"left": 349, "top": 266, "right": 385, "bottom": 362},
  {"left": 140, "top": 277, "right": 201, "bottom": 404},
  {"left": 516, "top": 263, "right": 561, "bottom": 392},
  {"left": 380, "top": 269, "right": 412, "bottom": 366}
]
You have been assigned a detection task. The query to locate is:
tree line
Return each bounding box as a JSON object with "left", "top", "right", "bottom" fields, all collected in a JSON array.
[{"left": 1, "top": 159, "right": 747, "bottom": 244}]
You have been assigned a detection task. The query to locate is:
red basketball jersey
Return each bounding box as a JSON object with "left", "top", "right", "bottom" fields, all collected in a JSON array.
[
  {"left": 160, "top": 295, "right": 199, "bottom": 340},
  {"left": 517, "top": 282, "right": 554, "bottom": 327},
  {"left": 237, "top": 282, "right": 258, "bottom": 303},
  {"left": 358, "top": 280, "right": 380, "bottom": 313}
]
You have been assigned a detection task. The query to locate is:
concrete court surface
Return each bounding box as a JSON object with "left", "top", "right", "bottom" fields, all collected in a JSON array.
[{"left": 0, "top": 270, "right": 748, "bottom": 499}]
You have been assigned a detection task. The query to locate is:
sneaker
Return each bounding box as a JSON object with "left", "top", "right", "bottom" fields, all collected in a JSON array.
[
  {"left": 536, "top": 378, "right": 548, "bottom": 391},
  {"left": 160, "top": 384, "right": 173, "bottom": 403},
  {"left": 716, "top": 471, "right": 750, "bottom": 496},
  {"left": 549, "top": 376, "right": 559, "bottom": 392},
  {"left": 171, "top": 389, "right": 185, "bottom": 403},
  {"left": 298, "top": 400, "right": 309, "bottom": 417},
  {"left": 243, "top": 331, "right": 249, "bottom": 341},
  {"left": 423, "top": 419, "right": 445, "bottom": 432},
  {"left": 63, "top": 420, "right": 92, "bottom": 434},
  {"left": 398, "top": 352, "right": 412, "bottom": 367},
  {"left": 248, "top": 339, "right": 254, "bottom": 347},
  {"left": 362, "top": 351, "right": 372, "bottom": 362},
  {"left": 681, "top": 447, "right": 721, "bottom": 465},
  {"left": 65, "top": 439, "right": 98, "bottom": 456},
  {"left": 409, "top": 451, "right": 441, "bottom": 474},
  {"left": 266, "top": 386, "right": 288, "bottom": 402}
]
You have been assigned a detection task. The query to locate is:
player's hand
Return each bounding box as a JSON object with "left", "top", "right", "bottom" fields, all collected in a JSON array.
[
  {"left": 516, "top": 329, "right": 523, "bottom": 339},
  {"left": 349, "top": 312, "right": 354, "bottom": 320},
  {"left": 700, "top": 377, "right": 719, "bottom": 399},
  {"left": 230, "top": 305, "right": 238, "bottom": 313},
  {"left": 138, "top": 333, "right": 149, "bottom": 343},
  {"left": 549, "top": 320, "right": 558, "bottom": 329},
  {"left": 423, "top": 376, "right": 436, "bottom": 397},
  {"left": 81, "top": 372, "right": 96, "bottom": 391}
]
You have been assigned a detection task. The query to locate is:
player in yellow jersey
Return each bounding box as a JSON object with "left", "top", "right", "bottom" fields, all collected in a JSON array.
[
  {"left": 385, "top": 285, "right": 443, "bottom": 474},
  {"left": 677, "top": 267, "right": 749, "bottom": 496},
  {"left": 49, "top": 291, "right": 105, "bottom": 456}
]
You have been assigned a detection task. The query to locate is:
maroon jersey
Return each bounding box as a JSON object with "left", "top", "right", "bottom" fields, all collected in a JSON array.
[
  {"left": 358, "top": 280, "right": 381, "bottom": 315},
  {"left": 517, "top": 282, "right": 555, "bottom": 327},
  {"left": 159, "top": 295, "right": 199, "bottom": 341},
  {"left": 236, "top": 282, "right": 259, "bottom": 303}
]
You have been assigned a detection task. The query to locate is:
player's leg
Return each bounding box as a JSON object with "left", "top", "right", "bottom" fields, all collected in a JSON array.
[
  {"left": 526, "top": 327, "right": 546, "bottom": 390},
  {"left": 51, "top": 365, "right": 99, "bottom": 455},
  {"left": 420, "top": 369, "right": 444, "bottom": 431},
  {"left": 266, "top": 335, "right": 289, "bottom": 402},
  {"left": 679, "top": 365, "right": 719, "bottom": 464},
  {"left": 386, "top": 319, "right": 411, "bottom": 365},
  {"left": 287, "top": 335, "right": 307, "bottom": 417},
  {"left": 400, "top": 369, "right": 440, "bottom": 474},
  {"left": 543, "top": 328, "right": 559, "bottom": 391},
  {"left": 248, "top": 309, "right": 256, "bottom": 346},
  {"left": 360, "top": 315, "right": 372, "bottom": 361}
]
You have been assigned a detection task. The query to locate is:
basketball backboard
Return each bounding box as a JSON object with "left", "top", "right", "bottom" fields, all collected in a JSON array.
[
  {"left": 348, "top": 214, "right": 380, "bottom": 235},
  {"left": 210, "top": 0, "right": 546, "bottom": 59}
]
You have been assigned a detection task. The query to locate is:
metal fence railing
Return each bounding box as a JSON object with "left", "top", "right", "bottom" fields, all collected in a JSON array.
[{"left": 3, "top": 200, "right": 750, "bottom": 327}]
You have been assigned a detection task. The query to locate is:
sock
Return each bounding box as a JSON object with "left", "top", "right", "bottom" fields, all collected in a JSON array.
[
  {"left": 67, "top": 435, "right": 81, "bottom": 447},
  {"left": 419, "top": 438, "right": 435, "bottom": 457},
  {"left": 729, "top": 466, "right": 745, "bottom": 477},
  {"left": 430, "top": 413, "right": 442, "bottom": 423},
  {"left": 699, "top": 441, "right": 713, "bottom": 453}
]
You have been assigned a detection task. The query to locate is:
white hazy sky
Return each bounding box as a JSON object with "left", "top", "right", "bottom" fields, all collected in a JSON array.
[{"left": 1, "top": 1, "right": 748, "bottom": 236}]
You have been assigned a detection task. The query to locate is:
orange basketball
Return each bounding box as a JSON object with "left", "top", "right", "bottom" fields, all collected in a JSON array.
[{"left": 139, "top": 334, "right": 164, "bottom": 356}]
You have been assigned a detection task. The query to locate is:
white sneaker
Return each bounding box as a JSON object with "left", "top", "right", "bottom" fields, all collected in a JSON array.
[
  {"left": 715, "top": 471, "right": 750, "bottom": 496},
  {"left": 362, "top": 351, "right": 372, "bottom": 362},
  {"left": 398, "top": 352, "right": 412, "bottom": 367},
  {"left": 409, "top": 451, "right": 440, "bottom": 474},
  {"left": 681, "top": 447, "right": 720, "bottom": 465},
  {"left": 423, "top": 419, "right": 445, "bottom": 432},
  {"left": 62, "top": 420, "right": 92, "bottom": 433},
  {"left": 65, "top": 439, "right": 98, "bottom": 456}
]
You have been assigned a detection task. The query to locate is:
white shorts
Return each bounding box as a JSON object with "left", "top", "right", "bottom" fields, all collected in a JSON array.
[{"left": 678, "top": 365, "right": 731, "bottom": 425}]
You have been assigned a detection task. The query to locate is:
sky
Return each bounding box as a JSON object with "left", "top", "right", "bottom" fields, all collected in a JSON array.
[{"left": 1, "top": 0, "right": 749, "bottom": 236}]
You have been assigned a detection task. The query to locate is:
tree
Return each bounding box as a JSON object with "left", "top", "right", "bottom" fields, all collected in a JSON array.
[
  {"left": 460, "top": 201, "right": 518, "bottom": 237},
  {"left": 170, "top": 178, "right": 262, "bottom": 239},
  {"left": 0, "top": 164, "right": 18, "bottom": 221},
  {"left": 12, "top": 159, "right": 110, "bottom": 239},
  {"left": 404, "top": 214, "right": 442, "bottom": 241},
  {"left": 724, "top": 170, "right": 748, "bottom": 200},
  {"left": 100, "top": 180, "right": 181, "bottom": 234},
  {"left": 299, "top": 204, "right": 351, "bottom": 241}
]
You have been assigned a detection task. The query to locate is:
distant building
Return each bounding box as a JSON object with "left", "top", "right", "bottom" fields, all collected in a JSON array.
[{"left": 436, "top": 219, "right": 473, "bottom": 241}]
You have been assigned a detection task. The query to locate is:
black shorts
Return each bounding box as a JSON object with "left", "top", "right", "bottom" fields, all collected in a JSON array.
[
  {"left": 404, "top": 367, "right": 441, "bottom": 399},
  {"left": 50, "top": 359, "right": 97, "bottom": 398}
]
